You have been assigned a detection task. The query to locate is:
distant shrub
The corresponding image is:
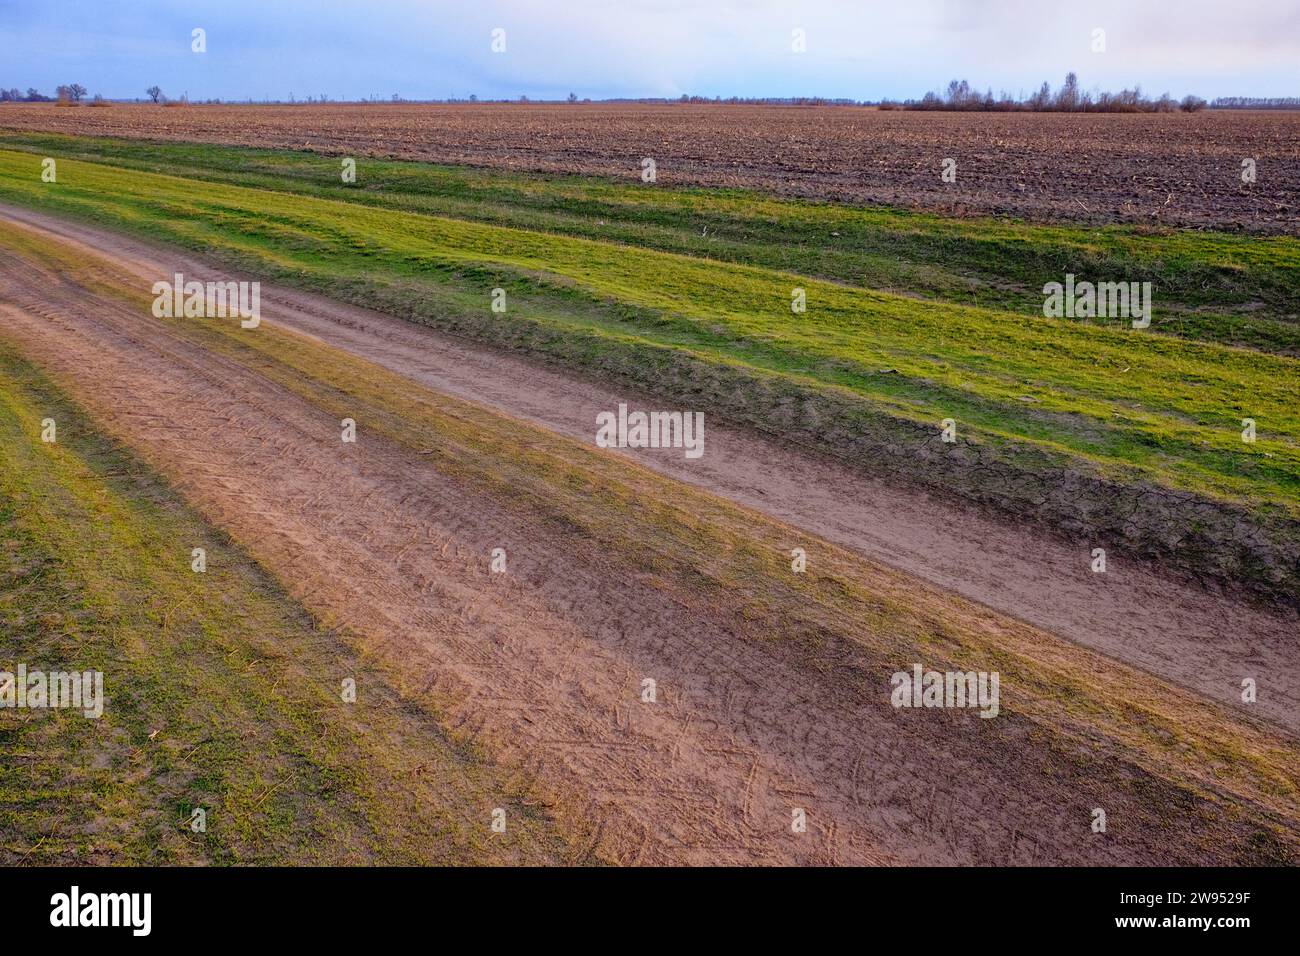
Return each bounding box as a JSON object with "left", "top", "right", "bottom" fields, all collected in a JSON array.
[{"left": 1180, "top": 95, "right": 1208, "bottom": 113}]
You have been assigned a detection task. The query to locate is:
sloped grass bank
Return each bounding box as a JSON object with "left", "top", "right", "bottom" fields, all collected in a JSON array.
[{"left": 4, "top": 132, "right": 1296, "bottom": 354}]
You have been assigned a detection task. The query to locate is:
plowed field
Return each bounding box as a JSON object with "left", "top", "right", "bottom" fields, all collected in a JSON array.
[{"left": 1, "top": 102, "right": 1296, "bottom": 232}]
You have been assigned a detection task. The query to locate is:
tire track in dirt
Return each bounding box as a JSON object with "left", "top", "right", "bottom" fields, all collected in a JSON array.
[
  {"left": 9, "top": 222, "right": 1297, "bottom": 865},
  {"left": 0, "top": 288, "right": 872, "bottom": 864},
  {"left": 5, "top": 203, "right": 1295, "bottom": 739}
]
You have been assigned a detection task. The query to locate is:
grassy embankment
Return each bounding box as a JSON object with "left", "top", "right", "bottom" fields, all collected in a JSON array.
[
  {"left": 0, "top": 144, "right": 1296, "bottom": 601},
  {"left": 2, "top": 132, "right": 1296, "bottom": 354},
  {"left": 3, "top": 218, "right": 1299, "bottom": 863},
  {"left": 0, "top": 339, "right": 585, "bottom": 865}
]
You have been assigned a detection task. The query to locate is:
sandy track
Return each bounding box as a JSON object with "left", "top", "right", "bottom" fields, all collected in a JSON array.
[
  {"left": 2, "top": 261, "right": 886, "bottom": 864},
  {"left": 1, "top": 211, "right": 1297, "bottom": 865},
  {"left": 4, "top": 203, "right": 1296, "bottom": 739}
]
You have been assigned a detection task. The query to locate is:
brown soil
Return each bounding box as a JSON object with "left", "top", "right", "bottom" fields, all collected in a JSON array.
[
  {"left": 6, "top": 203, "right": 1296, "bottom": 737},
  {"left": 2, "top": 208, "right": 1297, "bottom": 865},
  {"left": 1, "top": 102, "right": 1296, "bottom": 232}
]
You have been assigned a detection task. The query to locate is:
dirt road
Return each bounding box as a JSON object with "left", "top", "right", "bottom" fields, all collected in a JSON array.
[
  {"left": 4, "top": 202, "right": 1295, "bottom": 738},
  {"left": 1, "top": 207, "right": 1296, "bottom": 865}
]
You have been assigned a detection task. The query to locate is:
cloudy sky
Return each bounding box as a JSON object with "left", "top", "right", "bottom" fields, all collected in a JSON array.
[{"left": 2, "top": 0, "right": 1296, "bottom": 102}]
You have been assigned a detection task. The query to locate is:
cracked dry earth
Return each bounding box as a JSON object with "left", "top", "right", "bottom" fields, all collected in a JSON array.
[{"left": 1, "top": 208, "right": 1297, "bottom": 865}]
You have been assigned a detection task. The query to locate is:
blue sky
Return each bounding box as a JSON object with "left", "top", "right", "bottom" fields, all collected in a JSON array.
[{"left": 2, "top": 0, "right": 1297, "bottom": 101}]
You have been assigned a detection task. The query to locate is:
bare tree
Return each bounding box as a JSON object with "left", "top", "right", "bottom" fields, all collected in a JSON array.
[
  {"left": 146, "top": 85, "right": 163, "bottom": 103},
  {"left": 67, "top": 83, "right": 87, "bottom": 102},
  {"left": 1055, "top": 72, "right": 1079, "bottom": 110}
]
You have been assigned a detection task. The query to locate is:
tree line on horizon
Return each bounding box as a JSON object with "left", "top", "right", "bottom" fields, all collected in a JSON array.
[
  {"left": 1211, "top": 96, "right": 1300, "bottom": 109},
  {"left": 882, "top": 73, "right": 1208, "bottom": 113},
  {"left": 1, "top": 84, "right": 99, "bottom": 103},
  {"left": 2, "top": 78, "right": 1296, "bottom": 111}
]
